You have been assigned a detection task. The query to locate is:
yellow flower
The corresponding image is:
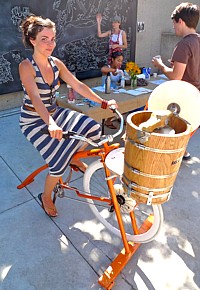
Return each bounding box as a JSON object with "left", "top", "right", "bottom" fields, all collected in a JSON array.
[{"left": 125, "top": 61, "right": 141, "bottom": 79}]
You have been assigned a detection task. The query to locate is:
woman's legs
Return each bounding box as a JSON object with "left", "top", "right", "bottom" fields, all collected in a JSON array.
[
  {"left": 41, "top": 174, "right": 60, "bottom": 216},
  {"left": 41, "top": 143, "right": 89, "bottom": 216},
  {"left": 70, "top": 143, "right": 88, "bottom": 173}
]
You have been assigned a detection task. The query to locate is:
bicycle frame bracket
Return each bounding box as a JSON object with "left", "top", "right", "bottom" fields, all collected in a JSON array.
[{"left": 98, "top": 215, "right": 153, "bottom": 289}]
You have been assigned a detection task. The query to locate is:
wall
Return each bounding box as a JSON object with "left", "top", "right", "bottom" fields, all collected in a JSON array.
[
  {"left": 0, "top": 0, "right": 137, "bottom": 95},
  {"left": 135, "top": 0, "right": 200, "bottom": 71}
]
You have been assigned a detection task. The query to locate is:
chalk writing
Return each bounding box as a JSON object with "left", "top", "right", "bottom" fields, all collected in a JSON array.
[
  {"left": 0, "top": 50, "right": 24, "bottom": 85},
  {"left": 0, "top": 56, "right": 13, "bottom": 84},
  {"left": 11, "top": 6, "right": 30, "bottom": 31}
]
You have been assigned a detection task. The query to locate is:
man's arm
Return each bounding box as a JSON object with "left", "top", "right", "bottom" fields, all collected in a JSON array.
[{"left": 152, "top": 57, "right": 186, "bottom": 80}]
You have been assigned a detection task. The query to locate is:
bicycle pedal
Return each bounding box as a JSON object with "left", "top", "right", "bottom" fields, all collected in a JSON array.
[
  {"left": 70, "top": 164, "right": 79, "bottom": 172},
  {"left": 53, "top": 183, "right": 64, "bottom": 198}
]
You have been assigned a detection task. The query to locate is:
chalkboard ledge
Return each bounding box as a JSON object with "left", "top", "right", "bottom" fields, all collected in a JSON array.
[
  {"left": 0, "top": 90, "right": 23, "bottom": 111},
  {"left": 76, "top": 69, "right": 102, "bottom": 80}
]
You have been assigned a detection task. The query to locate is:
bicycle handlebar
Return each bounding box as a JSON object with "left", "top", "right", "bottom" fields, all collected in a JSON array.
[{"left": 41, "top": 108, "right": 124, "bottom": 147}]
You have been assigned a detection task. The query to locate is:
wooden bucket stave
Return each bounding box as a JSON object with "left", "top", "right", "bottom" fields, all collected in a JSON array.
[{"left": 123, "top": 111, "right": 191, "bottom": 205}]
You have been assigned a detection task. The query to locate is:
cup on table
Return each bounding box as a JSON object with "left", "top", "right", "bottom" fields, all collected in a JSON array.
[{"left": 153, "top": 72, "right": 157, "bottom": 78}]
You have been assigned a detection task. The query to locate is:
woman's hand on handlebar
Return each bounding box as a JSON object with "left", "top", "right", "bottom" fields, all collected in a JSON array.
[
  {"left": 48, "top": 123, "right": 63, "bottom": 141},
  {"left": 108, "top": 99, "right": 118, "bottom": 110}
]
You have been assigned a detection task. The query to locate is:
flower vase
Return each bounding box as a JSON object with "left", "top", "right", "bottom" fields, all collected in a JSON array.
[{"left": 131, "top": 76, "right": 137, "bottom": 88}]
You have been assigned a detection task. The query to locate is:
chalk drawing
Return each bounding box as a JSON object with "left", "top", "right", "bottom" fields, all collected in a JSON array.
[{"left": 0, "top": 0, "right": 135, "bottom": 94}]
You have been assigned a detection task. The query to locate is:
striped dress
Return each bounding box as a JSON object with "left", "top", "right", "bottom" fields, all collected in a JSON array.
[{"left": 19, "top": 56, "right": 101, "bottom": 176}]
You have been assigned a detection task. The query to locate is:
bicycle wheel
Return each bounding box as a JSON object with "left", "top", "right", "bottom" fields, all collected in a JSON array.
[{"left": 83, "top": 159, "right": 163, "bottom": 243}]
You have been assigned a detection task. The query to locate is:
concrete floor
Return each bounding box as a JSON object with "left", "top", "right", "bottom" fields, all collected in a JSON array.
[{"left": 0, "top": 107, "right": 200, "bottom": 290}]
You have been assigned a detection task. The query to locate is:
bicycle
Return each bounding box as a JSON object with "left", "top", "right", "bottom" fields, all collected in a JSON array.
[{"left": 17, "top": 108, "right": 163, "bottom": 289}]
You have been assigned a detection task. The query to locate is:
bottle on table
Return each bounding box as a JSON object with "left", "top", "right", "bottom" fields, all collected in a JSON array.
[
  {"left": 105, "top": 72, "right": 111, "bottom": 94},
  {"left": 67, "top": 85, "right": 76, "bottom": 103},
  {"left": 120, "top": 72, "right": 125, "bottom": 88},
  {"left": 147, "top": 67, "right": 151, "bottom": 77},
  {"left": 124, "top": 70, "right": 131, "bottom": 85},
  {"left": 67, "top": 70, "right": 77, "bottom": 103},
  {"left": 142, "top": 67, "right": 150, "bottom": 80}
]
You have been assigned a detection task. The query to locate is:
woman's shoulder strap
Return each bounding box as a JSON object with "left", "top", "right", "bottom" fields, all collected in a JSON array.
[
  {"left": 27, "top": 55, "right": 33, "bottom": 63},
  {"left": 48, "top": 56, "right": 59, "bottom": 69},
  {"left": 48, "top": 56, "right": 55, "bottom": 65}
]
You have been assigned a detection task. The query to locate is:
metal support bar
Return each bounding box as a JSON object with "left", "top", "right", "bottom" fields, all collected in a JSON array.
[
  {"left": 102, "top": 118, "right": 105, "bottom": 135},
  {"left": 98, "top": 215, "right": 153, "bottom": 289}
]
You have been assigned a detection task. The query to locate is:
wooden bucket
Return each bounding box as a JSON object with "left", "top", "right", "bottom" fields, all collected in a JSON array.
[{"left": 122, "top": 111, "right": 191, "bottom": 205}]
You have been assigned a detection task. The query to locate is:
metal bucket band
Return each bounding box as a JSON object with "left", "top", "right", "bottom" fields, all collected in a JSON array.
[
  {"left": 123, "top": 182, "right": 172, "bottom": 205},
  {"left": 123, "top": 174, "right": 173, "bottom": 193},
  {"left": 124, "top": 160, "right": 178, "bottom": 179},
  {"left": 127, "top": 136, "right": 185, "bottom": 154}
]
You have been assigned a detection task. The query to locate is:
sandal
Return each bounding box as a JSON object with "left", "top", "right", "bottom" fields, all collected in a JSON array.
[
  {"left": 38, "top": 193, "right": 58, "bottom": 217},
  {"left": 70, "top": 161, "right": 88, "bottom": 173},
  {"left": 183, "top": 152, "right": 191, "bottom": 161},
  {"left": 105, "top": 123, "right": 117, "bottom": 129}
]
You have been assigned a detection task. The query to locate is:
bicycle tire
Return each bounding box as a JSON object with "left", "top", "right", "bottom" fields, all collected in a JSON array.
[{"left": 83, "top": 159, "right": 163, "bottom": 243}]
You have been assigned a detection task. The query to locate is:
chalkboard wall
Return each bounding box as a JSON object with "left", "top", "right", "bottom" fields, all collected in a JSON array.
[{"left": 0, "top": 0, "right": 137, "bottom": 95}]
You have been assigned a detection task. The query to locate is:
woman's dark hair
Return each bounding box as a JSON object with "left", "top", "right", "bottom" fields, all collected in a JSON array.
[
  {"left": 171, "top": 3, "right": 199, "bottom": 29},
  {"left": 111, "top": 51, "right": 124, "bottom": 59},
  {"left": 20, "top": 15, "right": 56, "bottom": 49}
]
